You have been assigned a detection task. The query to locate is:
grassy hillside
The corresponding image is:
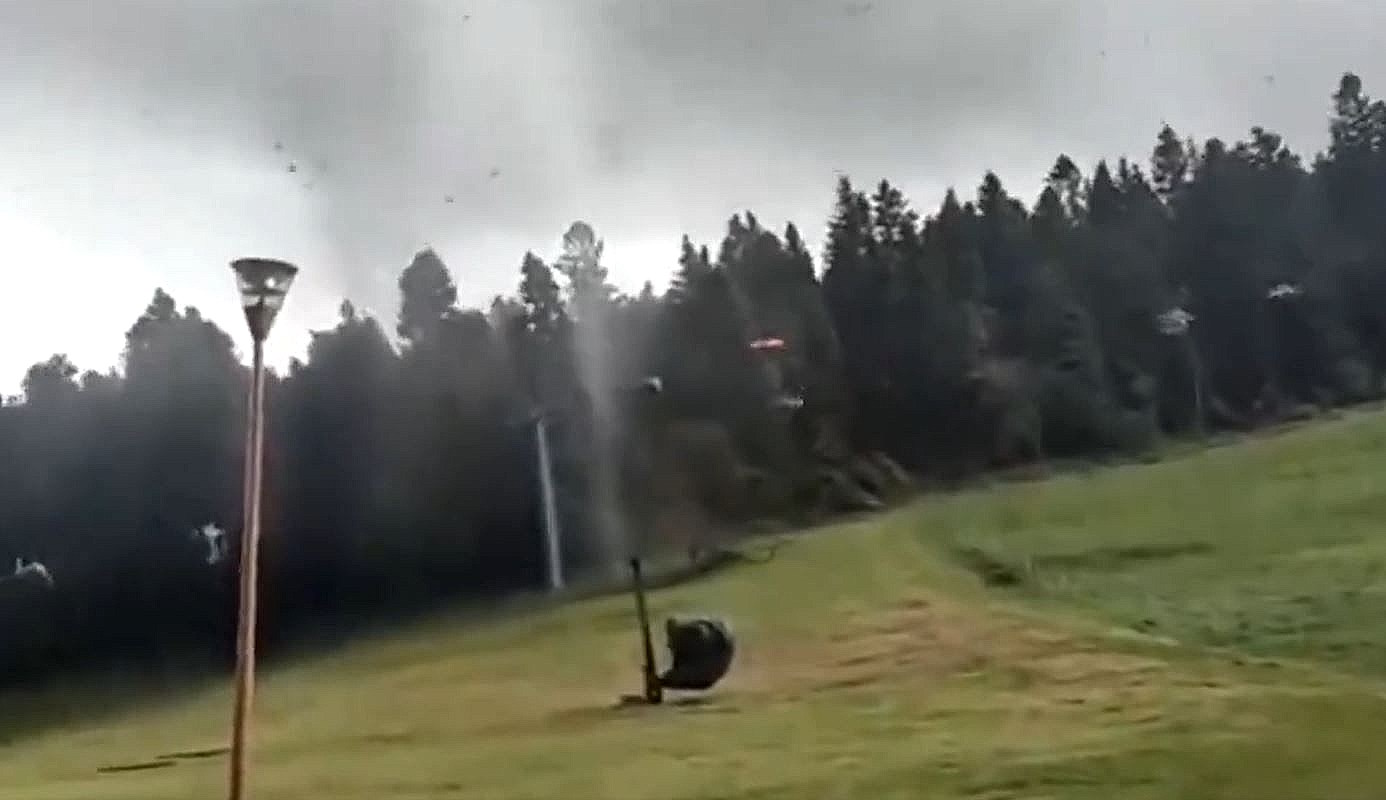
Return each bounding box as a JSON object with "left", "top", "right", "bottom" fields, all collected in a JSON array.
[{"left": 7, "top": 411, "right": 1386, "bottom": 799}]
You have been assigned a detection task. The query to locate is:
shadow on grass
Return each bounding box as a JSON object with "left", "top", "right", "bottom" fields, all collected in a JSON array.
[
  {"left": 95, "top": 760, "right": 177, "bottom": 774},
  {"left": 948, "top": 541, "right": 1217, "bottom": 589},
  {"left": 0, "top": 653, "right": 227, "bottom": 748}
]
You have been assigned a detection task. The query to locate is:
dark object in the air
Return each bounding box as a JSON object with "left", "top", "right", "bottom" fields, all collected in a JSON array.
[{"left": 626, "top": 557, "right": 735, "bottom": 706}]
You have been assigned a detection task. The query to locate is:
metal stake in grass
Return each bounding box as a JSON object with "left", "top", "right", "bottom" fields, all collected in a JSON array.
[
  {"left": 227, "top": 258, "right": 298, "bottom": 800},
  {"left": 630, "top": 557, "right": 664, "bottom": 705}
]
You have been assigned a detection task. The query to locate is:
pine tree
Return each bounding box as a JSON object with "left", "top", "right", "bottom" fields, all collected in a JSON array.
[
  {"left": 822, "top": 176, "right": 892, "bottom": 448},
  {"left": 519, "top": 251, "right": 565, "bottom": 335},
  {"left": 554, "top": 221, "right": 614, "bottom": 316},
  {"left": 1086, "top": 160, "right": 1123, "bottom": 228},
  {"left": 929, "top": 189, "right": 984, "bottom": 304},
  {"left": 783, "top": 222, "right": 816, "bottom": 283},
  {"left": 1047, "top": 154, "right": 1085, "bottom": 220},
  {"left": 1152, "top": 124, "right": 1192, "bottom": 199},
  {"left": 1031, "top": 185, "right": 1070, "bottom": 264},
  {"left": 975, "top": 171, "right": 1035, "bottom": 327},
  {"left": 396, "top": 248, "right": 459, "bottom": 347},
  {"left": 669, "top": 234, "right": 714, "bottom": 304}
]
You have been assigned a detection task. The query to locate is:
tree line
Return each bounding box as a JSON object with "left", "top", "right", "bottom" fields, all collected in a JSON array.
[{"left": 2, "top": 72, "right": 1384, "bottom": 686}]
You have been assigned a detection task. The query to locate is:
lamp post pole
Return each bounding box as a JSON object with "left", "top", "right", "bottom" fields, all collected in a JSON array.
[
  {"left": 227, "top": 258, "right": 298, "bottom": 800},
  {"left": 1188, "top": 337, "right": 1205, "bottom": 439},
  {"left": 1158, "top": 306, "right": 1203, "bottom": 438},
  {"left": 229, "top": 332, "right": 266, "bottom": 800},
  {"left": 1265, "top": 283, "right": 1303, "bottom": 414}
]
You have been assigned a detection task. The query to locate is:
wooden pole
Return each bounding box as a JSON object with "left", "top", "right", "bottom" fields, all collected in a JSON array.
[{"left": 229, "top": 336, "right": 266, "bottom": 800}]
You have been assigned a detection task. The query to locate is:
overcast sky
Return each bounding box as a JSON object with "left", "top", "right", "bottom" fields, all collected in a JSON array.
[{"left": 1, "top": 0, "right": 1383, "bottom": 390}]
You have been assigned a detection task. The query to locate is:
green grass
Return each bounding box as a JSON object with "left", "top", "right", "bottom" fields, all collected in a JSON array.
[{"left": 9, "top": 410, "right": 1386, "bottom": 798}]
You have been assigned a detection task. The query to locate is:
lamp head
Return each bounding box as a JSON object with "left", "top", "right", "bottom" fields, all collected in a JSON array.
[{"left": 231, "top": 258, "right": 298, "bottom": 341}]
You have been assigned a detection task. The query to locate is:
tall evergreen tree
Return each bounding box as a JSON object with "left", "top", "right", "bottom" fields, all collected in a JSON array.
[{"left": 397, "top": 247, "right": 459, "bottom": 347}]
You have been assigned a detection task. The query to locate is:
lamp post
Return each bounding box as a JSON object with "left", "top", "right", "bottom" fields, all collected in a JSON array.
[
  {"left": 1157, "top": 305, "right": 1202, "bottom": 438},
  {"left": 1265, "top": 282, "right": 1303, "bottom": 411},
  {"left": 227, "top": 257, "right": 297, "bottom": 800}
]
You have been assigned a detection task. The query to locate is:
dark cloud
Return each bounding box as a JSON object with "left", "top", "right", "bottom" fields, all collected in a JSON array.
[
  {"left": 2, "top": 0, "right": 1384, "bottom": 326},
  {"left": 2, "top": 2, "right": 1087, "bottom": 284}
]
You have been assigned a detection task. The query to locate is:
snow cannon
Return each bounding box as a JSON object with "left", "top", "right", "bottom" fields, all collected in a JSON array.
[{"left": 622, "top": 557, "right": 735, "bottom": 706}]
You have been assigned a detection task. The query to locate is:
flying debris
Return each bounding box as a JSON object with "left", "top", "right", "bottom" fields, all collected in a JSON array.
[
  {"left": 272, "top": 141, "right": 284, "bottom": 152},
  {"left": 287, "top": 161, "right": 298, "bottom": 174},
  {"left": 194, "top": 524, "right": 227, "bottom": 566},
  {"left": 444, "top": 195, "right": 455, "bottom": 204},
  {"left": 844, "top": 1, "right": 873, "bottom": 15},
  {"left": 488, "top": 168, "right": 501, "bottom": 179},
  {"left": 7, "top": 557, "right": 54, "bottom": 589},
  {"left": 1156, "top": 307, "right": 1195, "bottom": 336}
]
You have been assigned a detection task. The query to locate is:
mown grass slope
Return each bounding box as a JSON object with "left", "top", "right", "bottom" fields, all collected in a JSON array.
[{"left": 6, "top": 410, "right": 1386, "bottom": 799}]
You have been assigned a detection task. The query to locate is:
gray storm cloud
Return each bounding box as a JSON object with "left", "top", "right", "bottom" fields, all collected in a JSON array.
[
  {"left": 0, "top": 1, "right": 1090, "bottom": 296},
  {"left": 2, "top": 0, "right": 1384, "bottom": 312},
  {"left": 2, "top": 1, "right": 599, "bottom": 301}
]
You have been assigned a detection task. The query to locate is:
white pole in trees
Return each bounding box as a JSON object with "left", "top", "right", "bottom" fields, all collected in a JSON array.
[{"left": 534, "top": 412, "right": 564, "bottom": 593}]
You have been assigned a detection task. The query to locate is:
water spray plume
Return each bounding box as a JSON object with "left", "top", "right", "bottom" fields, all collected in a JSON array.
[{"left": 557, "top": 221, "right": 626, "bottom": 573}]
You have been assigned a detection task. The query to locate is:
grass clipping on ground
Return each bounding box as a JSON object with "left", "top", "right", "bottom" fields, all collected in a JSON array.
[{"left": 9, "top": 411, "right": 1386, "bottom": 799}]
